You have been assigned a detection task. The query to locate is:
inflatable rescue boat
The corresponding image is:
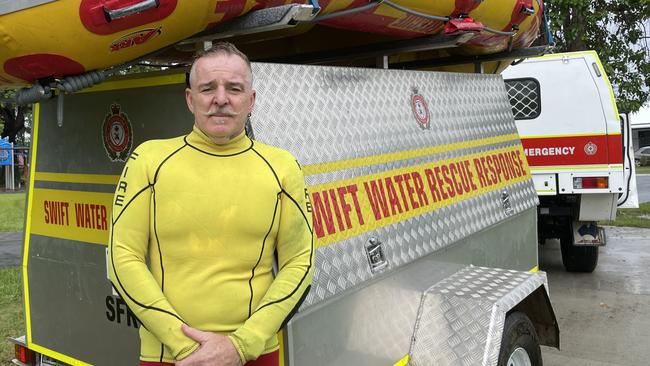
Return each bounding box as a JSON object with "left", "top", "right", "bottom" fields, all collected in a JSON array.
[{"left": 0, "top": 0, "right": 545, "bottom": 92}]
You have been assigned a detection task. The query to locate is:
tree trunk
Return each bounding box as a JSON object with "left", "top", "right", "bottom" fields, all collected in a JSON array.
[
  {"left": 565, "top": 7, "right": 588, "bottom": 51},
  {"left": 0, "top": 105, "right": 26, "bottom": 143}
]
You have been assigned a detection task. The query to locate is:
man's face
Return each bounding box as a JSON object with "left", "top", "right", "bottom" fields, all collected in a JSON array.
[{"left": 185, "top": 53, "right": 256, "bottom": 144}]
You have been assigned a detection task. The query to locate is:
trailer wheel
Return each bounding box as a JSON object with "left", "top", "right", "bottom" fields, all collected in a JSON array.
[
  {"left": 560, "top": 227, "right": 598, "bottom": 272},
  {"left": 498, "top": 312, "right": 542, "bottom": 366}
]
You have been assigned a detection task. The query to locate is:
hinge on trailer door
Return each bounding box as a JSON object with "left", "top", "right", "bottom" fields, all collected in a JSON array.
[
  {"left": 365, "top": 237, "right": 389, "bottom": 274},
  {"left": 502, "top": 190, "right": 514, "bottom": 216}
]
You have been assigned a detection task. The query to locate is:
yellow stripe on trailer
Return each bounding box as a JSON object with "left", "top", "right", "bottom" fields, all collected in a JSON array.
[
  {"left": 82, "top": 73, "right": 187, "bottom": 93},
  {"left": 393, "top": 354, "right": 410, "bottom": 366},
  {"left": 303, "top": 133, "right": 521, "bottom": 176},
  {"left": 29, "top": 344, "right": 92, "bottom": 366},
  {"left": 23, "top": 104, "right": 41, "bottom": 346},
  {"left": 311, "top": 145, "right": 531, "bottom": 248},
  {"left": 34, "top": 172, "right": 120, "bottom": 185},
  {"left": 29, "top": 188, "right": 113, "bottom": 246}
]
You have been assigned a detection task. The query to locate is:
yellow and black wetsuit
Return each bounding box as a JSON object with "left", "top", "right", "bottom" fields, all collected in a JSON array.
[{"left": 108, "top": 126, "right": 313, "bottom": 363}]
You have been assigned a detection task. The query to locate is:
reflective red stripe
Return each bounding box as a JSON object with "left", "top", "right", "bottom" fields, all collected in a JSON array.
[
  {"left": 249, "top": 350, "right": 279, "bottom": 366},
  {"left": 521, "top": 135, "right": 623, "bottom": 166}
]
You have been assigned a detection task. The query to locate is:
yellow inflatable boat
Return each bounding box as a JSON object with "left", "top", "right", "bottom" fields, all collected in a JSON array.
[{"left": 0, "top": 0, "right": 545, "bottom": 89}]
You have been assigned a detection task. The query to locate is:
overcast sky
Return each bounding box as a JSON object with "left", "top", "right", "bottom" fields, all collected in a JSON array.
[{"left": 631, "top": 105, "right": 650, "bottom": 124}]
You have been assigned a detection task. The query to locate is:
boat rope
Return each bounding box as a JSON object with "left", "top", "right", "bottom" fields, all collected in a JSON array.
[
  {"left": 315, "top": 0, "right": 518, "bottom": 37},
  {"left": 314, "top": 0, "right": 383, "bottom": 21}
]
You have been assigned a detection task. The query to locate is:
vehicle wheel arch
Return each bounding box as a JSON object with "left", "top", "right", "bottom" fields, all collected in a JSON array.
[{"left": 506, "top": 285, "right": 559, "bottom": 349}]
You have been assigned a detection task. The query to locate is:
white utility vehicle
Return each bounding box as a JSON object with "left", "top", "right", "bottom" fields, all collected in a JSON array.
[{"left": 503, "top": 51, "right": 638, "bottom": 272}]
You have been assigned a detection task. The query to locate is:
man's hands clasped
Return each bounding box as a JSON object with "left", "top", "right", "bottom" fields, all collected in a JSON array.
[{"left": 176, "top": 324, "right": 243, "bottom": 366}]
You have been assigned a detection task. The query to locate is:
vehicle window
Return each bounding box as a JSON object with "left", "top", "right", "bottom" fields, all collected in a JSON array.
[{"left": 504, "top": 78, "right": 541, "bottom": 120}]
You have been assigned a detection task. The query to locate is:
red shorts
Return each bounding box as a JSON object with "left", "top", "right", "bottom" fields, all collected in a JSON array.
[{"left": 140, "top": 350, "right": 279, "bottom": 366}]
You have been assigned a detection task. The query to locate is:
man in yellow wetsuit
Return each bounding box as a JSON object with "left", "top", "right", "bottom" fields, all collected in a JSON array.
[{"left": 108, "top": 42, "right": 313, "bottom": 366}]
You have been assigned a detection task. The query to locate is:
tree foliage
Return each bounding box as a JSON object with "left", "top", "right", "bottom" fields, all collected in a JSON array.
[
  {"left": 546, "top": 0, "right": 650, "bottom": 113},
  {"left": 1, "top": 89, "right": 30, "bottom": 145}
]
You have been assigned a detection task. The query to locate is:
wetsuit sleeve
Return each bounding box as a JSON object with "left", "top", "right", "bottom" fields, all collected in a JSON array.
[
  {"left": 229, "top": 157, "right": 314, "bottom": 362},
  {"left": 108, "top": 144, "right": 199, "bottom": 360}
]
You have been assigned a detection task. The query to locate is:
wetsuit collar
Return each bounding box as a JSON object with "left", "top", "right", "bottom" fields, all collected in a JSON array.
[{"left": 187, "top": 126, "right": 252, "bottom": 155}]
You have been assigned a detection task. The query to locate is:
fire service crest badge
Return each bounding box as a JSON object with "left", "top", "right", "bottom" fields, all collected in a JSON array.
[
  {"left": 410, "top": 87, "right": 430, "bottom": 130},
  {"left": 102, "top": 103, "right": 133, "bottom": 162}
]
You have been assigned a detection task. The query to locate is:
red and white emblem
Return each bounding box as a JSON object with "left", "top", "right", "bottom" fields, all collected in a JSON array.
[
  {"left": 410, "top": 87, "right": 430, "bottom": 130},
  {"left": 584, "top": 141, "right": 597, "bottom": 156},
  {"left": 102, "top": 103, "right": 133, "bottom": 162}
]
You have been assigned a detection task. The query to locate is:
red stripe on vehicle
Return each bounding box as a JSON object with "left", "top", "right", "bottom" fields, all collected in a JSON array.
[{"left": 521, "top": 135, "right": 622, "bottom": 167}]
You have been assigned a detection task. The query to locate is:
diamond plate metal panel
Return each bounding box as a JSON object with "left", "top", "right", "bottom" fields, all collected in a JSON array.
[
  {"left": 252, "top": 65, "right": 518, "bottom": 166},
  {"left": 249, "top": 63, "right": 539, "bottom": 309},
  {"left": 290, "top": 209, "right": 540, "bottom": 366},
  {"left": 409, "top": 266, "right": 547, "bottom": 366},
  {"left": 305, "top": 181, "right": 538, "bottom": 308}
]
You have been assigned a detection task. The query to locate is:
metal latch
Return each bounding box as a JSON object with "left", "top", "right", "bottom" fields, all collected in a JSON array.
[
  {"left": 501, "top": 190, "right": 514, "bottom": 216},
  {"left": 104, "top": 0, "right": 160, "bottom": 22},
  {"left": 365, "top": 237, "right": 388, "bottom": 273}
]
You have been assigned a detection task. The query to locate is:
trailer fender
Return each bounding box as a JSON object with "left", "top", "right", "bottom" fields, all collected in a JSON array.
[{"left": 408, "top": 266, "right": 558, "bottom": 366}]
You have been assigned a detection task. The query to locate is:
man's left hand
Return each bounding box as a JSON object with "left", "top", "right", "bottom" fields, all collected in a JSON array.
[{"left": 176, "top": 324, "right": 243, "bottom": 366}]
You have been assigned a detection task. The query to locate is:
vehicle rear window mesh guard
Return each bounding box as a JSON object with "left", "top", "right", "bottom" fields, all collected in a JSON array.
[{"left": 504, "top": 78, "right": 541, "bottom": 120}]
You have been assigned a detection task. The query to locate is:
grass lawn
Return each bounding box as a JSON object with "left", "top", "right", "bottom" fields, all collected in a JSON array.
[
  {"left": 0, "top": 193, "right": 26, "bottom": 232},
  {"left": 636, "top": 165, "right": 650, "bottom": 174},
  {"left": 0, "top": 267, "right": 24, "bottom": 364},
  {"left": 602, "top": 201, "right": 650, "bottom": 229},
  {"left": 0, "top": 193, "right": 25, "bottom": 363}
]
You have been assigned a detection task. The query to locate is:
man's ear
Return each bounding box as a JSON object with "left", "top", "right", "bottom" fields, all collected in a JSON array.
[
  {"left": 249, "top": 90, "right": 256, "bottom": 112},
  {"left": 185, "top": 88, "right": 194, "bottom": 114}
]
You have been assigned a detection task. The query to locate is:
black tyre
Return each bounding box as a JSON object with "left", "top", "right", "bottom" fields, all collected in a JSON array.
[
  {"left": 498, "top": 312, "right": 542, "bottom": 366},
  {"left": 559, "top": 226, "right": 598, "bottom": 272}
]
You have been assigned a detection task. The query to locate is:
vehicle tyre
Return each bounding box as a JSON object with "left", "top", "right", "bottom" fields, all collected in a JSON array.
[
  {"left": 559, "top": 226, "right": 598, "bottom": 272},
  {"left": 497, "top": 312, "right": 542, "bottom": 366}
]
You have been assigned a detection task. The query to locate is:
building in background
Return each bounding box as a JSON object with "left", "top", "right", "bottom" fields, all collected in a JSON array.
[{"left": 631, "top": 105, "right": 650, "bottom": 151}]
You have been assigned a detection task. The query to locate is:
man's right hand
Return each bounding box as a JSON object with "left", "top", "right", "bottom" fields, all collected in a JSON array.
[{"left": 176, "top": 324, "right": 243, "bottom": 366}]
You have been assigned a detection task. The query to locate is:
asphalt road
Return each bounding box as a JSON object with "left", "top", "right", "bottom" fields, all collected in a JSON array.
[
  {"left": 0, "top": 231, "right": 21, "bottom": 267},
  {"left": 540, "top": 226, "right": 650, "bottom": 366},
  {"left": 637, "top": 174, "right": 650, "bottom": 204}
]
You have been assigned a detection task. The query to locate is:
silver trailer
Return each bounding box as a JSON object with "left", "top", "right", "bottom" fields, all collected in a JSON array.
[{"left": 15, "top": 62, "right": 558, "bottom": 365}]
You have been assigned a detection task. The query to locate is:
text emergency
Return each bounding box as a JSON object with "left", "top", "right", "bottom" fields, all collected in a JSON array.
[{"left": 524, "top": 146, "right": 575, "bottom": 157}]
